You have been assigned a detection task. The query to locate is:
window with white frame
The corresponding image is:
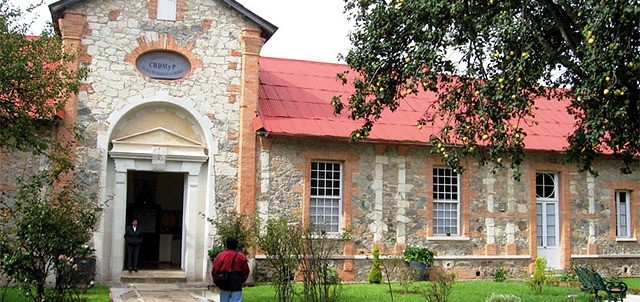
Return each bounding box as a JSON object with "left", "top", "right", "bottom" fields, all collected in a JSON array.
[
  {"left": 157, "top": 0, "right": 177, "bottom": 21},
  {"left": 432, "top": 167, "right": 460, "bottom": 236},
  {"left": 535, "top": 172, "right": 558, "bottom": 248},
  {"left": 310, "top": 161, "right": 342, "bottom": 233},
  {"left": 616, "top": 190, "right": 631, "bottom": 238}
]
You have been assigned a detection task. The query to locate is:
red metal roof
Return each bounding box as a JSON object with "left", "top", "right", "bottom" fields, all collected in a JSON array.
[{"left": 254, "top": 57, "right": 575, "bottom": 152}]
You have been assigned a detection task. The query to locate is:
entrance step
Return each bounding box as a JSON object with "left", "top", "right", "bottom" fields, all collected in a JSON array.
[{"left": 120, "top": 270, "right": 187, "bottom": 283}]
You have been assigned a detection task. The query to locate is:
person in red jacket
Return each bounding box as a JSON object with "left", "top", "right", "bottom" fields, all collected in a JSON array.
[{"left": 211, "top": 236, "right": 250, "bottom": 302}]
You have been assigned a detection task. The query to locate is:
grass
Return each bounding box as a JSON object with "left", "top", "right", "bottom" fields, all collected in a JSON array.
[
  {"left": 2, "top": 279, "right": 637, "bottom": 302},
  {"left": 0, "top": 285, "right": 110, "bottom": 302},
  {"left": 243, "top": 281, "right": 594, "bottom": 302},
  {"left": 622, "top": 278, "right": 640, "bottom": 290}
]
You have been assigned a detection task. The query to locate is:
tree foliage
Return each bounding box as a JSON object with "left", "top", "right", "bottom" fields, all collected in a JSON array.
[
  {"left": 0, "top": 166, "right": 103, "bottom": 302},
  {"left": 334, "top": 0, "right": 640, "bottom": 176},
  {"left": 0, "top": 3, "right": 99, "bottom": 301},
  {"left": 0, "top": 0, "right": 87, "bottom": 153}
]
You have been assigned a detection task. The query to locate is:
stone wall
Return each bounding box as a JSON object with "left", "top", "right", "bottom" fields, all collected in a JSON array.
[
  {"left": 256, "top": 137, "right": 640, "bottom": 280},
  {"left": 253, "top": 257, "right": 532, "bottom": 283},
  {"left": 65, "top": 0, "right": 256, "bottom": 213},
  {"left": 51, "top": 0, "right": 266, "bottom": 281}
]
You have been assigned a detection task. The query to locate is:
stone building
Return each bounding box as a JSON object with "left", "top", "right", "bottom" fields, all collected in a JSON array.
[{"left": 0, "top": 0, "right": 637, "bottom": 283}]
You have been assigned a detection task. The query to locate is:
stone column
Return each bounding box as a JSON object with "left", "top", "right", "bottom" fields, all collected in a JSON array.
[
  {"left": 182, "top": 162, "right": 204, "bottom": 281},
  {"left": 110, "top": 159, "right": 135, "bottom": 279},
  {"left": 370, "top": 145, "right": 388, "bottom": 242}
]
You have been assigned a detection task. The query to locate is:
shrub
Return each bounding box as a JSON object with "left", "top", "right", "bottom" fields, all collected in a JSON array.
[
  {"left": 295, "top": 227, "right": 342, "bottom": 302},
  {"left": 526, "top": 257, "right": 548, "bottom": 294},
  {"left": 395, "top": 265, "right": 417, "bottom": 294},
  {"left": 208, "top": 245, "right": 225, "bottom": 261},
  {"left": 257, "top": 218, "right": 302, "bottom": 302},
  {"left": 206, "top": 211, "right": 258, "bottom": 255},
  {"left": 493, "top": 267, "right": 507, "bottom": 282},
  {"left": 324, "top": 266, "right": 341, "bottom": 285},
  {"left": 0, "top": 153, "right": 103, "bottom": 301},
  {"left": 421, "top": 272, "right": 456, "bottom": 302},
  {"left": 368, "top": 246, "right": 383, "bottom": 284},
  {"left": 485, "top": 293, "right": 522, "bottom": 302},
  {"left": 403, "top": 246, "right": 435, "bottom": 266}
]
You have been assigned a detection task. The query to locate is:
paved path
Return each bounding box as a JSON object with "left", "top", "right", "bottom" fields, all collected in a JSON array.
[
  {"left": 109, "top": 283, "right": 219, "bottom": 302},
  {"left": 109, "top": 283, "right": 640, "bottom": 302}
]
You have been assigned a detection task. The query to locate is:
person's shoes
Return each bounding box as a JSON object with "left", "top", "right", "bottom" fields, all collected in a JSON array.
[
  {"left": 128, "top": 270, "right": 132, "bottom": 273},
  {"left": 134, "top": 269, "right": 138, "bottom": 272}
]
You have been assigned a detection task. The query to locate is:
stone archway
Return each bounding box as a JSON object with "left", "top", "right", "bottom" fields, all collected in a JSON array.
[{"left": 95, "top": 98, "right": 216, "bottom": 282}]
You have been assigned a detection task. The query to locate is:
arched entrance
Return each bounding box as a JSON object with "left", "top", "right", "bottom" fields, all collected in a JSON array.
[{"left": 96, "top": 98, "right": 216, "bottom": 282}]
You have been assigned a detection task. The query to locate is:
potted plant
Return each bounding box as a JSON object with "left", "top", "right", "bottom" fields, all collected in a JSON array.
[{"left": 404, "top": 246, "right": 435, "bottom": 281}]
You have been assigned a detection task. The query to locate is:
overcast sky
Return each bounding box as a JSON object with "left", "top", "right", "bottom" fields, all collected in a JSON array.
[{"left": 12, "top": 0, "right": 353, "bottom": 63}]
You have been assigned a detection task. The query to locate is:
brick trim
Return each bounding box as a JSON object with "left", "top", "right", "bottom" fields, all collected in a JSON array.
[
  {"left": 124, "top": 35, "right": 203, "bottom": 83},
  {"left": 300, "top": 150, "right": 357, "bottom": 233},
  {"left": 605, "top": 181, "right": 640, "bottom": 241},
  {"left": 237, "top": 28, "right": 264, "bottom": 215},
  {"left": 146, "top": 0, "right": 186, "bottom": 21},
  {"left": 425, "top": 157, "right": 470, "bottom": 238},
  {"left": 527, "top": 162, "right": 575, "bottom": 269},
  {"left": 56, "top": 11, "right": 87, "bottom": 186},
  {"left": 300, "top": 149, "right": 358, "bottom": 281}
]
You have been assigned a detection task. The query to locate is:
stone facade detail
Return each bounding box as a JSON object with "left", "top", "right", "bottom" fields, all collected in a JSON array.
[
  {"left": 123, "top": 34, "right": 203, "bottom": 81},
  {"left": 4, "top": 0, "right": 637, "bottom": 285},
  {"left": 254, "top": 138, "right": 640, "bottom": 281},
  {"left": 42, "top": 0, "right": 269, "bottom": 282}
]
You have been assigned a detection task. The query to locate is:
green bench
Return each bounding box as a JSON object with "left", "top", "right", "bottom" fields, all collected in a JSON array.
[{"left": 573, "top": 265, "right": 628, "bottom": 302}]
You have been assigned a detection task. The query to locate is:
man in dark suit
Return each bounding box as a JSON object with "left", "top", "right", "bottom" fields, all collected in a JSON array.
[{"left": 124, "top": 218, "right": 143, "bottom": 273}]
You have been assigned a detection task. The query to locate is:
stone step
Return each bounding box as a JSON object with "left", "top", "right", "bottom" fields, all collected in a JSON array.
[{"left": 120, "top": 270, "right": 187, "bottom": 284}]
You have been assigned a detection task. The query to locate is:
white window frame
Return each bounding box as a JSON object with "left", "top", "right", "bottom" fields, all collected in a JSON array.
[
  {"left": 309, "top": 161, "right": 343, "bottom": 234},
  {"left": 616, "top": 190, "right": 631, "bottom": 238},
  {"left": 432, "top": 167, "right": 460, "bottom": 236},
  {"left": 157, "top": 0, "right": 177, "bottom": 21},
  {"left": 535, "top": 172, "right": 559, "bottom": 247}
]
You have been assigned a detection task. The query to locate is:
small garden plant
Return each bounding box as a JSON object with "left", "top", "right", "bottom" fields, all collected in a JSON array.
[
  {"left": 422, "top": 272, "right": 456, "bottom": 302},
  {"left": 368, "top": 245, "right": 383, "bottom": 284},
  {"left": 494, "top": 267, "right": 507, "bottom": 282},
  {"left": 527, "top": 257, "right": 548, "bottom": 294}
]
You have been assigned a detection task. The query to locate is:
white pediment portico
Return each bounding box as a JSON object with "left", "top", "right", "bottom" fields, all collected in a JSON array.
[{"left": 110, "top": 127, "right": 208, "bottom": 163}]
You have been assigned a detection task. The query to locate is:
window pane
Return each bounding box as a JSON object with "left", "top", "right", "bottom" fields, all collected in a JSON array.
[
  {"left": 616, "top": 190, "right": 631, "bottom": 237},
  {"left": 536, "top": 173, "right": 557, "bottom": 199},
  {"left": 310, "top": 161, "right": 343, "bottom": 233},
  {"left": 547, "top": 236, "right": 556, "bottom": 246},
  {"left": 157, "top": 0, "right": 177, "bottom": 20},
  {"left": 432, "top": 168, "right": 460, "bottom": 235}
]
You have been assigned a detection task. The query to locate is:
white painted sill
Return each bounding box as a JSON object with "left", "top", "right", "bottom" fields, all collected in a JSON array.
[
  {"left": 615, "top": 237, "right": 638, "bottom": 242},
  {"left": 427, "top": 236, "right": 471, "bottom": 241}
]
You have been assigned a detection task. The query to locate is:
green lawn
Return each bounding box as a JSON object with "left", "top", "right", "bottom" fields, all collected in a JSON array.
[
  {"left": 243, "top": 281, "right": 593, "bottom": 302},
  {"left": 0, "top": 285, "right": 110, "bottom": 302},
  {"left": 2, "top": 279, "right": 638, "bottom": 302},
  {"left": 622, "top": 278, "right": 640, "bottom": 290}
]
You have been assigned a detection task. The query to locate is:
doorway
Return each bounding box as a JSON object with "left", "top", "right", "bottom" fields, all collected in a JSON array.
[
  {"left": 126, "top": 171, "right": 185, "bottom": 270},
  {"left": 535, "top": 172, "right": 560, "bottom": 268}
]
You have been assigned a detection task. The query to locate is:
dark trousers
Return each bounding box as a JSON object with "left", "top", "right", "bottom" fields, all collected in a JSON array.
[{"left": 126, "top": 244, "right": 140, "bottom": 271}]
